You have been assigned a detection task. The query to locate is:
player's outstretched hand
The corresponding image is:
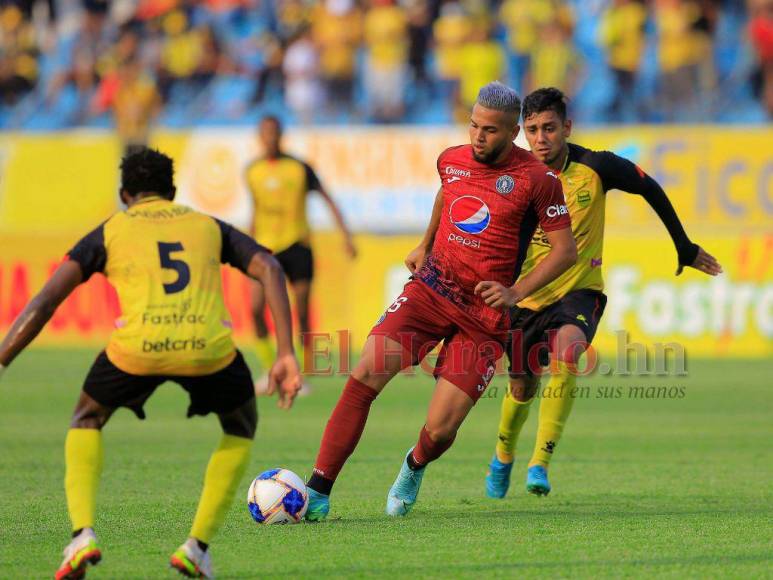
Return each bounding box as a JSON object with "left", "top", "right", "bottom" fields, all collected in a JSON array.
[
  {"left": 678, "top": 246, "right": 723, "bottom": 277},
  {"left": 475, "top": 281, "right": 521, "bottom": 310},
  {"left": 267, "top": 354, "right": 302, "bottom": 410},
  {"left": 405, "top": 245, "right": 428, "bottom": 273}
]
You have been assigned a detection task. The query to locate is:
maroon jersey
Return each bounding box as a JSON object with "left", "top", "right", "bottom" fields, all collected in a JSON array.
[{"left": 416, "top": 144, "right": 571, "bottom": 331}]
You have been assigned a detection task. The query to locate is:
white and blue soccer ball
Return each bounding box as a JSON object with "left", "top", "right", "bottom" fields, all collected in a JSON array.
[{"left": 247, "top": 468, "right": 308, "bottom": 524}]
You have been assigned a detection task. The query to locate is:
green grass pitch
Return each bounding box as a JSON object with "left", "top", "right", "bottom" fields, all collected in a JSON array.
[{"left": 1, "top": 349, "right": 771, "bottom": 578}]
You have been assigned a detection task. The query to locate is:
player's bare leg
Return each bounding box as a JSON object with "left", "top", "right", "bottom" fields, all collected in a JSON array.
[
  {"left": 528, "top": 323, "right": 587, "bottom": 496},
  {"left": 251, "top": 281, "right": 274, "bottom": 393},
  {"left": 56, "top": 393, "right": 114, "bottom": 580},
  {"left": 172, "top": 398, "right": 257, "bottom": 578},
  {"left": 291, "top": 279, "right": 313, "bottom": 395},
  {"left": 305, "top": 335, "right": 411, "bottom": 521},
  {"left": 386, "top": 378, "right": 474, "bottom": 516},
  {"left": 486, "top": 374, "right": 539, "bottom": 498}
]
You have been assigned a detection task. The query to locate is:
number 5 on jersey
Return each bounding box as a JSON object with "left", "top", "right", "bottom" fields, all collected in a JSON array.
[
  {"left": 376, "top": 296, "right": 408, "bottom": 326},
  {"left": 158, "top": 241, "right": 190, "bottom": 294}
]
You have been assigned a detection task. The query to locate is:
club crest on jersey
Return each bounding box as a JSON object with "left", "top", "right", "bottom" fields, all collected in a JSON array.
[
  {"left": 496, "top": 175, "right": 515, "bottom": 194},
  {"left": 449, "top": 196, "right": 490, "bottom": 235}
]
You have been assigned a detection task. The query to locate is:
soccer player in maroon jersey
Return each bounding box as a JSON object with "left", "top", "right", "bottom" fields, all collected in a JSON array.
[{"left": 303, "top": 81, "right": 578, "bottom": 520}]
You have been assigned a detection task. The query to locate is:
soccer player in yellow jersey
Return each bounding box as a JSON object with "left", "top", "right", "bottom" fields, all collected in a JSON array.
[
  {"left": 0, "top": 149, "right": 301, "bottom": 579},
  {"left": 245, "top": 115, "right": 356, "bottom": 384},
  {"left": 484, "top": 88, "right": 723, "bottom": 498}
]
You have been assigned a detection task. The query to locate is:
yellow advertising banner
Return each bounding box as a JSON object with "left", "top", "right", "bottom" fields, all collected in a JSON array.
[{"left": 0, "top": 129, "right": 770, "bottom": 358}]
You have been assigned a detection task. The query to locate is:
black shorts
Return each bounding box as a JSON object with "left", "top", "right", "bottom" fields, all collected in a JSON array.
[
  {"left": 275, "top": 242, "right": 313, "bottom": 283},
  {"left": 506, "top": 289, "right": 607, "bottom": 378},
  {"left": 82, "top": 350, "right": 255, "bottom": 419}
]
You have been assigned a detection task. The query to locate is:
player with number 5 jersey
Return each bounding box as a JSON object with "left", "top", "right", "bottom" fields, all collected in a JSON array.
[
  {"left": 71, "top": 192, "right": 249, "bottom": 376},
  {"left": 0, "top": 148, "right": 302, "bottom": 579}
]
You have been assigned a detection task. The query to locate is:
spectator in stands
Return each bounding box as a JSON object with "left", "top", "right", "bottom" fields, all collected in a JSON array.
[
  {"left": 46, "top": 0, "right": 112, "bottom": 119},
  {"left": 526, "top": 11, "right": 577, "bottom": 95},
  {"left": 600, "top": 0, "right": 647, "bottom": 122},
  {"left": 0, "top": 4, "right": 38, "bottom": 105},
  {"left": 499, "top": 0, "right": 558, "bottom": 94},
  {"left": 363, "top": 0, "right": 408, "bottom": 122},
  {"left": 282, "top": 27, "right": 323, "bottom": 124},
  {"left": 276, "top": 0, "right": 312, "bottom": 42},
  {"left": 406, "top": 0, "right": 433, "bottom": 91},
  {"left": 0, "top": 0, "right": 765, "bottom": 127},
  {"left": 455, "top": 21, "right": 505, "bottom": 120},
  {"left": 93, "top": 56, "right": 161, "bottom": 155},
  {"left": 157, "top": 9, "right": 207, "bottom": 102},
  {"left": 312, "top": 0, "right": 362, "bottom": 114},
  {"left": 433, "top": 1, "right": 471, "bottom": 99},
  {"left": 252, "top": 31, "right": 284, "bottom": 104},
  {"left": 749, "top": 0, "right": 773, "bottom": 117},
  {"left": 654, "top": 0, "right": 707, "bottom": 121}
]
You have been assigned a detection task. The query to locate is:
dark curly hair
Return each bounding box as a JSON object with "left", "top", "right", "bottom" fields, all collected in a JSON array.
[
  {"left": 522, "top": 87, "right": 569, "bottom": 122},
  {"left": 120, "top": 147, "right": 176, "bottom": 200}
]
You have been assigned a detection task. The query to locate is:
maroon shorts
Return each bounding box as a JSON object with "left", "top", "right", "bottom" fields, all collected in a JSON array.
[{"left": 369, "top": 280, "right": 505, "bottom": 402}]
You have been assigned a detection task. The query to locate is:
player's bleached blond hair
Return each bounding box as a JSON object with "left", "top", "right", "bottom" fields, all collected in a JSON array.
[{"left": 476, "top": 81, "right": 521, "bottom": 117}]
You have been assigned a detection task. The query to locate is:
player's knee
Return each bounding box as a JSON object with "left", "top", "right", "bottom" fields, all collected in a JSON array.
[
  {"left": 70, "top": 395, "right": 112, "bottom": 430},
  {"left": 350, "top": 364, "right": 386, "bottom": 391},
  {"left": 554, "top": 325, "right": 588, "bottom": 364},
  {"left": 509, "top": 376, "right": 538, "bottom": 401},
  {"left": 219, "top": 398, "right": 258, "bottom": 439},
  {"left": 508, "top": 376, "right": 535, "bottom": 401}
]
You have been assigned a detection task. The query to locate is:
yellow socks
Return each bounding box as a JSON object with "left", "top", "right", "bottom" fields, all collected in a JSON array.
[
  {"left": 190, "top": 435, "right": 252, "bottom": 543},
  {"left": 495, "top": 382, "right": 534, "bottom": 463},
  {"left": 530, "top": 361, "right": 577, "bottom": 468},
  {"left": 254, "top": 337, "right": 274, "bottom": 372},
  {"left": 64, "top": 428, "right": 103, "bottom": 531}
]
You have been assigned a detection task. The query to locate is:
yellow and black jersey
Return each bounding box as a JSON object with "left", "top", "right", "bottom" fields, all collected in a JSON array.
[
  {"left": 66, "top": 197, "right": 267, "bottom": 376},
  {"left": 244, "top": 153, "right": 322, "bottom": 253},
  {"left": 519, "top": 142, "right": 696, "bottom": 311}
]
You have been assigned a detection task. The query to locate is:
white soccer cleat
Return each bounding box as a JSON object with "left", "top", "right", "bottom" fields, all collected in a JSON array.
[
  {"left": 170, "top": 538, "right": 214, "bottom": 579},
  {"left": 55, "top": 528, "right": 102, "bottom": 580}
]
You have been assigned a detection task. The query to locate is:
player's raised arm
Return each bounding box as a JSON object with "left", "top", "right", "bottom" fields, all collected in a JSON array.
[
  {"left": 596, "top": 152, "right": 722, "bottom": 276},
  {"left": 216, "top": 219, "right": 301, "bottom": 408},
  {"left": 0, "top": 260, "right": 84, "bottom": 372},
  {"left": 406, "top": 187, "right": 443, "bottom": 273},
  {"left": 309, "top": 164, "right": 357, "bottom": 259},
  {"left": 0, "top": 221, "right": 108, "bottom": 373}
]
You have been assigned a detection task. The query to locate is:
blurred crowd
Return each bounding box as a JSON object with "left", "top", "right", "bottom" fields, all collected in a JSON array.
[{"left": 1, "top": 0, "right": 771, "bottom": 136}]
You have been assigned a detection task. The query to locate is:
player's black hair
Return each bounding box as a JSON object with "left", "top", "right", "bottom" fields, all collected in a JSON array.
[
  {"left": 260, "top": 114, "right": 282, "bottom": 133},
  {"left": 522, "top": 87, "right": 569, "bottom": 121},
  {"left": 120, "top": 147, "right": 176, "bottom": 200}
]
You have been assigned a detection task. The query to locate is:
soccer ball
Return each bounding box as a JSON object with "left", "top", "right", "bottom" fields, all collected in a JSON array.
[{"left": 247, "top": 468, "right": 308, "bottom": 524}]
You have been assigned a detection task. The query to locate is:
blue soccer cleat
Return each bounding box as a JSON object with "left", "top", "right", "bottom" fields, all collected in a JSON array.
[
  {"left": 385, "top": 448, "right": 426, "bottom": 516},
  {"left": 485, "top": 455, "right": 513, "bottom": 498},
  {"left": 526, "top": 465, "right": 551, "bottom": 496},
  {"left": 305, "top": 488, "right": 330, "bottom": 521}
]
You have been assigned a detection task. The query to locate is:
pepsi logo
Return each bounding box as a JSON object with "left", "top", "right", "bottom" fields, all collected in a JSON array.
[{"left": 449, "top": 196, "right": 490, "bottom": 235}]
